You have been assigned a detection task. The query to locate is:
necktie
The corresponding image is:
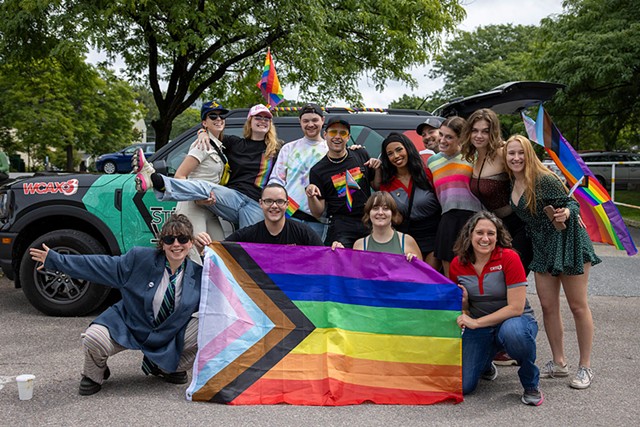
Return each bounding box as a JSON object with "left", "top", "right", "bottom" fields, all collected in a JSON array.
[{"left": 142, "top": 261, "right": 185, "bottom": 375}]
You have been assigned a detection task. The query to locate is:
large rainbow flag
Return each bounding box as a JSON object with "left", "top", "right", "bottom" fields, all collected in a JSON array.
[
  {"left": 256, "top": 48, "right": 284, "bottom": 108},
  {"left": 187, "top": 242, "right": 463, "bottom": 405},
  {"left": 522, "top": 106, "right": 637, "bottom": 256}
]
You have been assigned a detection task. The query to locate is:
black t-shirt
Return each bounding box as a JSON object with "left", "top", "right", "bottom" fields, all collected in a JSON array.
[
  {"left": 226, "top": 220, "right": 324, "bottom": 246},
  {"left": 222, "top": 136, "right": 275, "bottom": 201},
  {"left": 308, "top": 149, "right": 374, "bottom": 218}
]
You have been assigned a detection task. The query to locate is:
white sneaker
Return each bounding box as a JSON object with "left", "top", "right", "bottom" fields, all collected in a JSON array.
[
  {"left": 540, "top": 360, "right": 569, "bottom": 378},
  {"left": 132, "top": 148, "right": 155, "bottom": 192},
  {"left": 570, "top": 366, "right": 593, "bottom": 389}
]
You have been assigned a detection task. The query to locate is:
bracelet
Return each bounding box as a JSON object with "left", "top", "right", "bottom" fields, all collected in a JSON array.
[{"left": 197, "top": 128, "right": 207, "bottom": 134}]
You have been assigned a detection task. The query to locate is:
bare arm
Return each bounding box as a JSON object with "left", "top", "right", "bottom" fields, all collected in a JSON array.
[
  {"left": 402, "top": 234, "right": 422, "bottom": 261},
  {"left": 305, "top": 184, "right": 325, "bottom": 218},
  {"left": 174, "top": 155, "right": 201, "bottom": 180}
]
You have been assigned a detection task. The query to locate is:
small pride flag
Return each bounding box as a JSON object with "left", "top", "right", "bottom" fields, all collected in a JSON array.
[
  {"left": 345, "top": 169, "right": 361, "bottom": 212},
  {"left": 256, "top": 48, "right": 284, "bottom": 108},
  {"left": 285, "top": 196, "right": 300, "bottom": 218}
]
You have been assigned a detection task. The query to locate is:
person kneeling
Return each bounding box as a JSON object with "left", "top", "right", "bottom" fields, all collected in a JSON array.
[
  {"left": 30, "top": 214, "right": 202, "bottom": 396},
  {"left": 449, "top": 211, "right": 543, "bottom": 406}
]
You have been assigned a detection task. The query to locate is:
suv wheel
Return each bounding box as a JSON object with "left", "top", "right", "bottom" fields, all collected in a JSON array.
[
  {"left": 102, "top": 161, "right": 117, "bottom": 174},
  {"left": 20, "top": 230, "right": 112, "bottom": 316}
]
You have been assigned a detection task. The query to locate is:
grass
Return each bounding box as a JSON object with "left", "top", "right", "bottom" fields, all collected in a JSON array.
[{"left": 613, "top": 190, "right": 640, "bottom": 224}]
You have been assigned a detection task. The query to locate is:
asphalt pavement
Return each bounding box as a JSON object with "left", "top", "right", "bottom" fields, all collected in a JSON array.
[{"left": 1, "top": 227, "right": 639, "bottom": 426}]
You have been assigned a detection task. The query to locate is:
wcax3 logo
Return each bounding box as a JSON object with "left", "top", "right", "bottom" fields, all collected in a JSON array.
[{"left": 23, "top": 179, "right": 80, "bottom": 196}]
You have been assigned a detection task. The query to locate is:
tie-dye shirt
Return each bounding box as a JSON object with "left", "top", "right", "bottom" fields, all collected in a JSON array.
[
  {"left": 426, "top": 151, "right": 483, "bottom": 214},
  {"left": 269, "top": 137, "right": 327, "bottom": 215}
]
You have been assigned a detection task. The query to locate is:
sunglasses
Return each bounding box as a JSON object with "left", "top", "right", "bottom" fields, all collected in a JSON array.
[
  {"left": 161, "top": 235, "right": 191, "bottom": 245},
  {"left": 326, "top": 129, "right": 349, "bottom": 138},
  {"left": 207, "top": 114, "right": 225, "bottom": 121},
  {"left": 253, "top": 115, "right": 272, "bottom": 122}
]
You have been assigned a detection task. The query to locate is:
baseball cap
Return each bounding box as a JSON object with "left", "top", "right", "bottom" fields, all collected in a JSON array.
[
  {"left": 416, "top": 116, "right": 445, "bottom": 135},
  {"left": 247, "top": 104, "right": 273, "bottom": 119},
  {"left": 325, "top": 116, "right": 350, "bottom": 132},
  {"left": 298, "top": 103, "right": 324, "bottom": 118},
  {"left": 200, "top": 101, "right": 229, "bottom": 120}
]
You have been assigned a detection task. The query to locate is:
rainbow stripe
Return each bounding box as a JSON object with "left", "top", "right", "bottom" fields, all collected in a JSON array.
[
  {"left": 187, "top": 243, "right": 463, "bottom": 405},
  {"left": 523, "top": 107, "right": 637, "bottom": 256},
  {"left": 256, "top": 48, "right": 284, "bottom": 107},
  {"left": 254, "top": 154, "right": 274, "bottom": 189},
  {"left": 331, "top": 167, "right": 364, "bottom": 211},
  {"left": 285, "top": 196, "right": 299, "bottom": 218}
]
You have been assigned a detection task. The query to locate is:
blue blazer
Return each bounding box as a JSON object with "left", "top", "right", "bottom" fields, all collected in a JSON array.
[{"left": 45, "top": 247, "right": 202, "bottom": 373}]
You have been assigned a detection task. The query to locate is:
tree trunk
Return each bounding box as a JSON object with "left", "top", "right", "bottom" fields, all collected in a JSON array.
[{"left": 151, "top": 117, "right": 173, "bottom": 152}]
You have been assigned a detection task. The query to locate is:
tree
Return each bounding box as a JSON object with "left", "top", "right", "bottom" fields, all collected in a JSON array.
[
  {"left": 536, "top": 0, "right": 640, "bottom": 151},
  {"left": 0, "top": 59, "right": 142, "bottom": 170},
  {"left": 388, "top": 94, "right": 430, "bottom": 111},
  {"left": 1, "top": 0, "right": 466, "bottom": 150},
  {"left": 429, "top": 24, "right": 541, "bottom": 100}
]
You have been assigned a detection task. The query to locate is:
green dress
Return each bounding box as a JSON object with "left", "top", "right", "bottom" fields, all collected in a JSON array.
[{"left": 511, "top": 174, "right": 601, "bottom": 276}]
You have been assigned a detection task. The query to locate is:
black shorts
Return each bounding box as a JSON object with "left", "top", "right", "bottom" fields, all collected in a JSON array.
[
  {"left": 434, "top": 209, "right": 475, "bottom": 262},
  {"left": 325, "top": 215, "right": 369, "bottom": 249}
]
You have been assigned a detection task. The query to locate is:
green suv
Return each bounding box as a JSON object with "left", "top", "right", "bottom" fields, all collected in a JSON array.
[{"left": 0, "top": 108, "right": 432, "bottom": 316}]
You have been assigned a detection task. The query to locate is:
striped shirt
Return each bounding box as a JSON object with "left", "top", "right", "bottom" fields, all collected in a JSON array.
[{"left": 427, "top": 152, "right": 482, "bottom": 214}]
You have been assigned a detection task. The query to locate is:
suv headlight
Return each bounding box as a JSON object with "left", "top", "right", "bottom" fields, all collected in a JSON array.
[{"left": 0, "top": 191, "right": 11, "bottom": 220}]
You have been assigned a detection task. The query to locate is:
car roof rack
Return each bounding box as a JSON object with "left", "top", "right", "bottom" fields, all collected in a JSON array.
[{"left": 224, "top": 107, "right": 433, "bottom": 118}]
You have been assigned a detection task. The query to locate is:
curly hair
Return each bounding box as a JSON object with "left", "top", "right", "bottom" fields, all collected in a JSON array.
[
  {"left": 461, "top": 109, "right": 503, "bottom": 163},
  {"left": 243, "top": 111, "right": 281, "bottom": 159},
  {"left": 380, "top": 133, "right": 432, "bottom": 190},
  {"left": 452, "top": 210, "right": 513, "bottom": 265},
  {"left": 503, "top": 135, "right": 560, "bottom": 215},
  {"left": 362, "top": 191, "right": 403, "bottom": 228},
  {"left": 156, "top": 214, "right": 194, "bottom": 250}
]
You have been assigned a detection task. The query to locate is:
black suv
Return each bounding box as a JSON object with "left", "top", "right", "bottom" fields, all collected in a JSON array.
[{"left": 0, "top": 108, "right": 433, "bottom": 316}]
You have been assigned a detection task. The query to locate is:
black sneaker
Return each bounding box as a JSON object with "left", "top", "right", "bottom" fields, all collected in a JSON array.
[
  {"left": 481, "top": 362, "right": 498, "bottom": 381},
  {"left": 148, "top": 365, "right": 188, "bottom": 384},
  {"left": 521, "top": 388, "right": 544, "bottom": 406},
  {"left": 79, "top": 376, "right": 101, "bottom": 396},
  {"left": 78, "top": 366, "right": 111, "bottom": 396}
]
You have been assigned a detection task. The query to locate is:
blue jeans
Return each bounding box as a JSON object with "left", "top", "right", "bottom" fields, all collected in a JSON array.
[
  {"left": 462, "top": 315, "right": 539, "bottom": 394},
  {"left": 155, "top": 177, "right": 263, "bottom": 229},
  {"left": 289, "top": 216, "right": 327, "bottom": 241}
]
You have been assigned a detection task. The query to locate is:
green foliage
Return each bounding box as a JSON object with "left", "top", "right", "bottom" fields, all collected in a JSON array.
[
  {"left": 430, "top": 24, "right": 541, "bottom": 100},
  {"left": 388, "top": 94, "right": 430, "bottom": 111},
  {"left": 170, "top": 108, "right": 201, "bottom": 140},
  {"left": 0, "top": 58, "right": 142, "bottom": 170},
  {"left": 535, "top": 0, "right": 640, "bottom": 151},
  {"left": 1, "top": 0, "right": 466, "bottom": 149}
]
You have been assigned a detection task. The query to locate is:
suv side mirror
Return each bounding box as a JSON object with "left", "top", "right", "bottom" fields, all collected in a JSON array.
[{"left": 153, "top": 159, "right": 168, "bottom": 176}]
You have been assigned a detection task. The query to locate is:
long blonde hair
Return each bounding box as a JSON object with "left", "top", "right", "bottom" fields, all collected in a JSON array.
[
  {"left": 243, "top": 117, "right": 280, "bottom": 158},
  {"left": 504, "top": 135, "right": 557, "bottom": 215}
]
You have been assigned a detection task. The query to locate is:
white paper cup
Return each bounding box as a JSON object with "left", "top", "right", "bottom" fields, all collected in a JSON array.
[{"left": 16, "top": 374, "right": 35, "bottom": 400}]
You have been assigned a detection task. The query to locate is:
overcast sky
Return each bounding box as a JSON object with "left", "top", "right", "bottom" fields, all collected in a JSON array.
[{"left": 354, "top": 0, "right": 566, "bottom": 108}]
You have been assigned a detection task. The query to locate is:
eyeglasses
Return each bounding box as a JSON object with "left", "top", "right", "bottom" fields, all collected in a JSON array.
[
  {"left": 253, "top": 115, "right": 271, "bottom": 122},
  {"left": 161, "top": 235, "right": 191, "bottom": 245},
  {"left": 208, "top": 114, "right": 225, "bottom": 121},
  {"left": 326, "top": 129, "right": 349, "bottom": 138},
  {"left": 261, "top": 198, "right": 287, "bottom": 207}
]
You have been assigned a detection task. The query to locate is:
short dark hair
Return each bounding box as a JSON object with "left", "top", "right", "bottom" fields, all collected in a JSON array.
[
  {"left": 261, "top": 183, "right": 288, "bottom": 200},
  {"left": 156, "top": 214, "right": 194, "bottom": 250}
]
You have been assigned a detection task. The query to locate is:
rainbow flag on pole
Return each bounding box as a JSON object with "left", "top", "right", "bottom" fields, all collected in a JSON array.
[
  {"left": 187, "top": 242, "right": 463, "bottom": 405},
  {"left": 256, "top": 48, "right": 284, "bottom": 108},
  {"left": 522, "top": 107, "right": 637, "bottom": 256}
]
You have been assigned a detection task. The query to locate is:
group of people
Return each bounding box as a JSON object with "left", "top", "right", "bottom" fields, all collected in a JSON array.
[{"left": 29, "top": 102, "right": 600, "bottom": 407}]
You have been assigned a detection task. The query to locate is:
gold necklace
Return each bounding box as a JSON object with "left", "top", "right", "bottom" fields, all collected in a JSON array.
[{"left": 327, "top": 152, "right": 348, "bottom": 164}]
